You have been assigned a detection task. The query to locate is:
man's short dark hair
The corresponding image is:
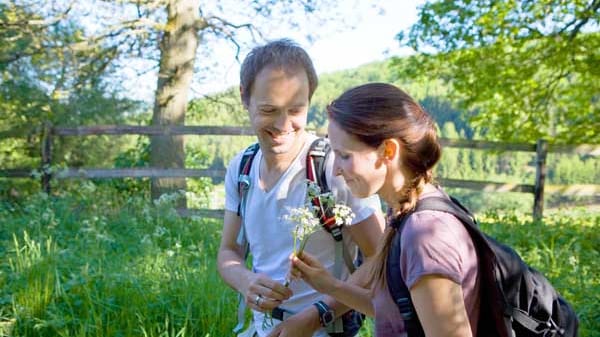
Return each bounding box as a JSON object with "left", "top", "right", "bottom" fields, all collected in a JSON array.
[{"left": 240, "top": 38, "right": 318, "bottom": 106}]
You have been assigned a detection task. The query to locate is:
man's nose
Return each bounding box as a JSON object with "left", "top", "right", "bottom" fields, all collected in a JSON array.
[{"left": 273, "top": 112, "right": 292, "bottom": 131}]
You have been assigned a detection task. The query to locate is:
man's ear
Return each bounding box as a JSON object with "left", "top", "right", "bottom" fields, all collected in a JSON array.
[{"left": 240, "top": 86, "right": 249, "bottom": 110}]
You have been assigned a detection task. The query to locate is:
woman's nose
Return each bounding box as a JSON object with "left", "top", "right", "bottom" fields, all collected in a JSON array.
[{"left": 333, "top": 161, "right": 343, "bottom": 176}]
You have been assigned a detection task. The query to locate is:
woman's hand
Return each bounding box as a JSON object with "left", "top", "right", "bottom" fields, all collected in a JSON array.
[{"left": 290, "top": 252, "right": 338, "bottom": 295}]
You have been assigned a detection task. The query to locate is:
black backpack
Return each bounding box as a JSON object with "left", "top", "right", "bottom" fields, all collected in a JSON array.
[{"left": 387, "top": 196, "right": 579, "bottom": 337}]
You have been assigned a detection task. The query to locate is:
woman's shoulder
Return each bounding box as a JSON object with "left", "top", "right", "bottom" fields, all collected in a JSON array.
[
  {"left": 403, "top": 209, "right": 466, "bottom": 243},
  {"left": 400, "top": 203, "right": 476, "bottom": 288}
]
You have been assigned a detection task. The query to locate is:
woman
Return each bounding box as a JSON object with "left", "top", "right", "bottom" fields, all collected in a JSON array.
[{"left": 291, "top": 83, "right": 480, "bottom": 337}]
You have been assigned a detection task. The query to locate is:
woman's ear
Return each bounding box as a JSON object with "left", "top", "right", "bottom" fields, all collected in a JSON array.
[{"left": 380, "top": 139, "right": 400, "bottom": 163}]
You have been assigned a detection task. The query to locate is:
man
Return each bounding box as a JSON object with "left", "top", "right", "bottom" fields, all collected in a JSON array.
[{"left": 217, "top": 39, "right": 384, "bottom": 337}]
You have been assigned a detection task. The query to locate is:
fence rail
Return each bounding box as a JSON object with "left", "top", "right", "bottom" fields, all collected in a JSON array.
[{"left": 2, "top": 124, "right": 600, "bottom": 219}]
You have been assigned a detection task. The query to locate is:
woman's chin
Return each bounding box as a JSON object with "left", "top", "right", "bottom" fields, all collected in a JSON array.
[{"left": 348, "top": 185, "right": 370, "bottom": 199}]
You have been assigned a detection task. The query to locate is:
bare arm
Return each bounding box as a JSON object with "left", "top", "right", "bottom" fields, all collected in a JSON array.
[
  {"left": 291, "top": 253, "right": 376, "bottom": 317},
  {"left": 290, "top": 212, "right": 385, "bottom": 317},
  {"left": 410, "top": 275, "right": 473, "bottom": 337},
  {"left": 216, "top": 210, "right": 251, "bottom": 292},
  {"left": 327, "top": 211, "right": 384, "bottom": 316},
  {"left": 217, "top": 210, "right": 292, "bottom": 312},
  {"left": 270, "top": 212, "right": 384, "bottom": 336}
]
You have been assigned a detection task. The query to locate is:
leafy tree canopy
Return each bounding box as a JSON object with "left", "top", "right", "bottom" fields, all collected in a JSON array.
[{"left": 396, "top": 0, "right": 600, "bottom": 144}]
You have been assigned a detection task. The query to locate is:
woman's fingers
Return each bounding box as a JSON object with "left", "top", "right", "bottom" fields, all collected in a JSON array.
[{"left": 290, "top": 253, "right": 336, "bottom": 294}]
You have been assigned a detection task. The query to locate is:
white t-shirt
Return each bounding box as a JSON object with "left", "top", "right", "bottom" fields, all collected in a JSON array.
[{"left": 225, "top": 134, "right": 380, "bottom": 337}]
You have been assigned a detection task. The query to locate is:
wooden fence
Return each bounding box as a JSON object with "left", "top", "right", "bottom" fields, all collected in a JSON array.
[{"left": 1, "top": 124, "right": 600, "bottom": 219}]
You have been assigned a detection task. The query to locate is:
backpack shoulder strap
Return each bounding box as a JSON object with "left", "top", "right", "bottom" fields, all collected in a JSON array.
[
  {"left": 306, "top": 138, "right": 339, "bottom": 236},
  {"left": 306, "top": 137, "right": 357, "bottom": 278},
  {"left": 306, "top": 137, "right": 330, "bottom": 193},
  {"left": 387, "top": 212, "right": 426, "bottom": 337},
  {"left": 414, "top": 196, "right": 477, "bottom": 228},
  {"left": 386, "top": 196, "right": 479, "bottom": 337},
  {"left": 237, "top": 143, "right": 260, "bottom": 216}
]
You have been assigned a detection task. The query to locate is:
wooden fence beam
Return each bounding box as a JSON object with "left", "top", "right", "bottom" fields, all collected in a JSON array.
[
  {"left": 53, "top": 168, "right": 226, "bottom": 179},
  {"left": 53, "top": 125, "right": 256, "bottom": 136},
  {"left": 545, "top": 184, "right": 600, "bottom": 196},
  {"left": 41, "top": 123, "right": 52, "bottom": 194},
  {"left": 548, "top": 144, "right": 600, "bottom": 157},
  {"left": 439, "top": 178, "right": 535, "bottom": 193},
  {"left": 439, "top": 138, "right": 535, "bottom": 152},
  {"left": 533, "top": 139, "right": 548, "bottom": 220},
  {"left": 3, "top": 125, "right": 600, "bottom": 219},
  {"left": 176, "top": 208, "right": 224, "bottom": 219},
  {"left": 0, "top": 169, "right": 34, "bottom": 177}
]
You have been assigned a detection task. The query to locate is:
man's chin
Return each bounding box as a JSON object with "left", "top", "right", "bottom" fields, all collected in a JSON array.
[
  {"left": 267, "top": 143, "right": 295, "bottom": 155},
  {"left": 260, "top": 133, "right": 302, "bottom": 153}
]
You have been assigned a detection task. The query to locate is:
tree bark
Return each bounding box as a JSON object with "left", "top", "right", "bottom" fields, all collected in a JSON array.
[{"left": 150, "top": 0, "right": 200, "bottom": 207}]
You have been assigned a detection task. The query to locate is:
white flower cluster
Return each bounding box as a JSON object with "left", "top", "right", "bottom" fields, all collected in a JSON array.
[
  {"left": 286, "top": 207, "right": 321, "bottom": 246},
  {"left": 284, "top": 180, "right": 356, "bottom": 256},
  {"left": 333, "top": 204, "right": 355, "bottom": 226}
]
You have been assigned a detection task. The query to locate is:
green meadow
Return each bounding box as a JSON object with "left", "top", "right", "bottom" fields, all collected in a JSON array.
[{"left": 1, "top": 184, "right": 598, "bottom": 337}]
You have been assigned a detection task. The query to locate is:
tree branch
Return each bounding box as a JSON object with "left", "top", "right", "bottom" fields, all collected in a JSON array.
[
  {"left": 204, "top": 16, "right": 262, "bottom": 60},
  {"left": 556, "top": 0, "right": 600, "bottom": 39}
]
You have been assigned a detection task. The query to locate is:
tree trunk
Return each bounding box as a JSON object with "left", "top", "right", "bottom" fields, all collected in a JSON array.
[{"left": 150, "top": 0, "right": 200, "bottom": 207}]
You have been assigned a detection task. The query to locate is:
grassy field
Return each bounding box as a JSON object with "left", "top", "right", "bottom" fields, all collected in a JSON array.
[{"left": 0, "top": 184, "right": 598, "bottom": 336}]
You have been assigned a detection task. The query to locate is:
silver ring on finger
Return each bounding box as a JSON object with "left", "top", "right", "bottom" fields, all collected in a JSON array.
[{"left": 254, "top": 294, "right": 262, "bottom": 306}]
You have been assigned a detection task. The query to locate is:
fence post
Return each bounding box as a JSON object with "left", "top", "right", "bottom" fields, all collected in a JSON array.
[
  {"left": 533, "top": 139, "right": 548, "bottom": 220},
  {"left": 41, "top": 122, "right": 53, "bottom": 194}
]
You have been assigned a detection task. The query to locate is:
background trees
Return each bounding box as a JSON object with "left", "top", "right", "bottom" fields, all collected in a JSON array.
[
  {"left": 396, "top": 0, "right": 600, "bottom": 144},
  {"left": 1, "top": 0, "right": 347, "bottom": 202}
]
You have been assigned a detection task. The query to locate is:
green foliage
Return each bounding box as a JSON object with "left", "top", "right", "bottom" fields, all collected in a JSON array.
[
  {"left": 0, "top": 1, "right": 143, "bottom": 198},
  {"left": 396, "top": 0, "right": 600, "bottom": 144},
  {"left": 447, "top": 188, "right": 534, "bottom": 214},
  {"left": 549, "top": 153, "right": 600, "bottom": 184},
  {"left": 0, "top": 187, "right": 598, "bottom": 336},
  {"left": 0, "top": 184, "right": 234, "bottom": 337}
]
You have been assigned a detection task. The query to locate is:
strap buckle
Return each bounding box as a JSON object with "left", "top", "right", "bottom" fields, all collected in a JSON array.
[
  {"left": 271, "top": 307, "right": 294, "bottom": 321},
  {"left": 396, "top": 297, "right": 415, "bottom": 320}
]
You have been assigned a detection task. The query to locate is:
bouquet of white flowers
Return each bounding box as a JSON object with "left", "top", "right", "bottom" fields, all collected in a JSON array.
[
  {"left": 284, "top": 179, "right": 355, "bottom": 275},
  {"left": 260, "top": 181, "right": 356, "bottom": 329},
  {"left": 261, "top": 181, "right": 356, "bottom": 329}
]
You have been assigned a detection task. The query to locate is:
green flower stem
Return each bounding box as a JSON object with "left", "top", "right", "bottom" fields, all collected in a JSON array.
[
  {"left": 286, "top": 231, "right": 319, "bottom": 288},
  {"left": 297, "top": 231, "right": 318, "bottom": 256}
]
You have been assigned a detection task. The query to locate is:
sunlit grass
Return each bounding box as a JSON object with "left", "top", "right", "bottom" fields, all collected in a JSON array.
[
  {"left": 1, "top": 185, "right": 239, "bottom": 337},
  {"left": 0, "top": 184, "right": 598, "bottom": 336}
]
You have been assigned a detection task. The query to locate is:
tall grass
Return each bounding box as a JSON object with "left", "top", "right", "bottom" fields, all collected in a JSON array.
[
  {"left": 1, "top": 184, "right": 238, "bottom": 336},
  {"left": 1, "top": 184, "right": 598, "bottom": 336}
]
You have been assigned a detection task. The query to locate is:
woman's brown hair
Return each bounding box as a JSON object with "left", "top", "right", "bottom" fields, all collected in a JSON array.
[{"left": 327, "top": 83, "right": 442, "bottom": 288}]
